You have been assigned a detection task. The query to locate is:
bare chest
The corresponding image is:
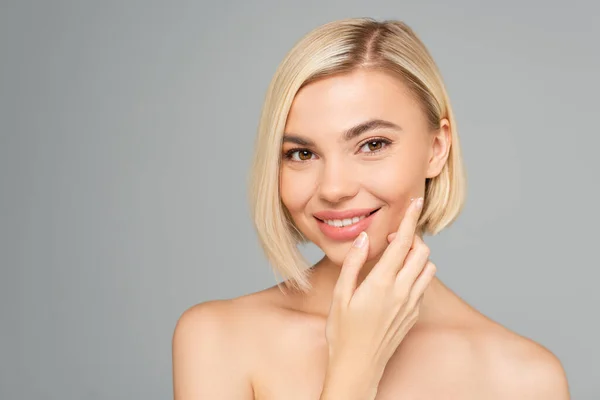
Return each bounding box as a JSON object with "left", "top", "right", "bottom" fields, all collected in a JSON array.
[{"left": 251, "top": 330, "right": 499, "bottom": 400}]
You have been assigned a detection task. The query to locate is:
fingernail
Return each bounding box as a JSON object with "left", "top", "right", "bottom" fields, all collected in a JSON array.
[
  {"left": 353, "top": 231, "right": 367, "bottom": 248},
  {"left": 416, "top": 197, "right": 424, "bottom": 209}
]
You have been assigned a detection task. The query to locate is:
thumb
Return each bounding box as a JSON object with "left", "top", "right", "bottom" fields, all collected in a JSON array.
[{"left": 333, "top": 231, "right": 369, "bottom": 306}]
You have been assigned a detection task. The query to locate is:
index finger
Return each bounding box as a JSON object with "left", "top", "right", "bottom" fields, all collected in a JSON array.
[{"left": 370, "top": 196, "right": 424, "bottom": 279}]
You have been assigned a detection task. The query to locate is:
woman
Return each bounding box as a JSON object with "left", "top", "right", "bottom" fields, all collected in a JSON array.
[{"left": 172, "top": 18, "right": 570, "bottom": 399}]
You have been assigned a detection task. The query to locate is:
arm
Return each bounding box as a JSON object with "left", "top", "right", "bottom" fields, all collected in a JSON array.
[
  {"left": 319, "top": 356, "right": 384, "bottom": 400},
  {"left": 172, "top": 300, "right": 254, "bottom": 399},
  {"left": 319, "top": 200, "right": 432, "bottom": 400}
]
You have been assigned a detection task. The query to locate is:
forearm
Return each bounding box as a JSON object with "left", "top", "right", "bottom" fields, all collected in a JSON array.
[{"left": 319, "top": 358, "right": 384, "bottom": 400}]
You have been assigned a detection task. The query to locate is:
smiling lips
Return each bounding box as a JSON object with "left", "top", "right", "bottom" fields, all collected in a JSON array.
[{"left": 313, "top": 208, "right": 380, "bottom": 241}]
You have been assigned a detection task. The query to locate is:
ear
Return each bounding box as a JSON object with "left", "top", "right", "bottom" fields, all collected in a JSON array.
[{"left": 425, "top": 118, "right": 452, "bottom": 179}]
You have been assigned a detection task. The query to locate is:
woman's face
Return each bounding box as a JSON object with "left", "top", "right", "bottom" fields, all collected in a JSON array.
[{"left": 280, "top": 69, "right": 450, "bottom": 265}]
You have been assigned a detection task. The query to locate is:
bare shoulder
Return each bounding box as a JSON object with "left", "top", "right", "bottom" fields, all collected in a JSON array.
[
  {"left": 413, "top": 283, "right": 570, "bottom": 399},
  {"left": 172, "top": 287, "right": 284, "bottom": 399},
  {"left": 474, "top": 317, "right": 570, "bottom": 399}
]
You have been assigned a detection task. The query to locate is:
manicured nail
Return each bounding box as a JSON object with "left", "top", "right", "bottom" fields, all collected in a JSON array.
[
  {"left": 353, "top": 231, "right": 367, "bottom": 248},
  {"left": 416, "top": 197, "right": 424, "bottom": 209}
]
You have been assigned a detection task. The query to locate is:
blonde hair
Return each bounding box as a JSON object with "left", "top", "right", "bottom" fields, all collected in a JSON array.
[{"left": 248, "top": 18, "right": 467, "bottom": 293}]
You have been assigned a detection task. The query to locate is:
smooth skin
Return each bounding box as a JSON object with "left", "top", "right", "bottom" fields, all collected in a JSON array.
[
  {"left": 172, "top": 69, "right": 570, "bottom": 399},
  {"left": 321, "top": 198, "right": 437, "bottom": 399}
]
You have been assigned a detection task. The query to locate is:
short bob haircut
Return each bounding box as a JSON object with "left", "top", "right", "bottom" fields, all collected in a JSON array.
[{"left": 249, "top": 18, "right": 467, "bottom": 293}]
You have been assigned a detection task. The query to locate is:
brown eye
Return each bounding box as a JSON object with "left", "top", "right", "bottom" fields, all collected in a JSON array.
[
  {"left": 298, "top": 150, "right": 312, "bottom": 160},
  {"left": 367, "top": 141, "right": 383, "bottom": 151},
  {"left": 360, "top": 139, "right": 388, "bottom": 154},
  {"left": 285, "top": 149, "right": 314, "bottom": 161}
]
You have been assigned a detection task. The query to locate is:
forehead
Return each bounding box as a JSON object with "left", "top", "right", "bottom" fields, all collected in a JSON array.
[{"left": 285, "top": 69, "right": 423, "bottom": 136}]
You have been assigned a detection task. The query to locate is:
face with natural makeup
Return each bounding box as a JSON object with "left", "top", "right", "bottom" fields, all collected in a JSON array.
[{"left": 280, "top": 68, "right": 451, "bottom": 266}]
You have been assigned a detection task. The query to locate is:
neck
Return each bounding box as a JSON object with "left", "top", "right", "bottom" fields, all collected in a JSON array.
[{"left": 303, "top": 253, "right": 455, "bottom": 327}]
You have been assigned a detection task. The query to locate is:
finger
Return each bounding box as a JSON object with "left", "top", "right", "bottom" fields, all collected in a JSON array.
[
  {"left": 407, "top": 261, "right": 436, "bottom": 309},
  {"left": 371, "top": 197, "right": 424, "bottom": 279},
  {"left": 387, "top": 232, "right": 396, "bottom": 243},
  {"left": 333, "top": 231, "right": 369, "bottom": 306},
  {"left": 395, "top": 237, "right": 430, "bottom": 291},
  {"left": 387, "top": 231, "right": 424, "bottom": 245},
  {"left": 391, "top": 234, "right": 420, "bottom": 273},
  {"left": 415, "top": 293, "right": 424, "bottom": 310}
]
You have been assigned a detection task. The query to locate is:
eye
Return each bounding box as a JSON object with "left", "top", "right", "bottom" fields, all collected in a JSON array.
[
  {"left": 359, "top": 138, "right": 391, "bottom": 154},
  {"left": 284, "top": 149, "right": 315, "bottom": 162}
]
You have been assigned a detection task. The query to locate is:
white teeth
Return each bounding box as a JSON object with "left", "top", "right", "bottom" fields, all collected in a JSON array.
[{"left": 324, "top": 214, "right": 368, "bottom": 227}]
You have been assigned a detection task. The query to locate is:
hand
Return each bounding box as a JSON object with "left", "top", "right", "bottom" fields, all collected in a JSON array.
[{"left": 325, "top": 197, "right": 437, "bottom": 375}]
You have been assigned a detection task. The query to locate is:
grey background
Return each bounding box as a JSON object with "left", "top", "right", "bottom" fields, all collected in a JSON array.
[{"left": 1, "top": 0, "right": 598, "bottom": 399}]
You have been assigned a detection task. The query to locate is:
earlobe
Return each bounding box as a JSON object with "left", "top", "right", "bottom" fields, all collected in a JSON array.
[{"left": 426, "top": 118, "right": 452, "bottom": 178}]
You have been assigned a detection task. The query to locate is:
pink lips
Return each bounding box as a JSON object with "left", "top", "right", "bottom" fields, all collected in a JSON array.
[{"left": 314, "top": 208, "right": 380, "bottom": 241}]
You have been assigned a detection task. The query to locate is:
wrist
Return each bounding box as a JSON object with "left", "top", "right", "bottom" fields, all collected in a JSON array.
[{"left": 321, "top": 357, "right": 383, "bottom": 400}]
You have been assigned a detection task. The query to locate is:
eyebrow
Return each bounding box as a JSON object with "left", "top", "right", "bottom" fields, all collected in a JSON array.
[{"left": 282, "top": 119, "right": 402, "bottom": 146}]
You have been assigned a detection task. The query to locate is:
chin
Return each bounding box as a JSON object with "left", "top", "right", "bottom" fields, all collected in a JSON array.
[
  {"left": 322, "top": 245, "right": 352, "bottom": 267},
  {"left": 320, "top": 237, "right": 386, "bottom": 267}
]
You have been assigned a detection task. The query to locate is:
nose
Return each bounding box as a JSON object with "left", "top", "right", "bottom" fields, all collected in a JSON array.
[{"left": 317, "top": 157, "right": 359, "bottom": 204}]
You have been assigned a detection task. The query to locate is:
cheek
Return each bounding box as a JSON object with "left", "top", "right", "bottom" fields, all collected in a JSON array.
[
  {"left": 364, "top": 151, "right": 424, "bottom": 201},
  {"left": 279, "top": 167, "right": 314, "bottom": 215}
]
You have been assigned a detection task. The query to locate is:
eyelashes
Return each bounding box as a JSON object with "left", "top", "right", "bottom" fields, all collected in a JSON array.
[
  {"left": 283, "top": 148, "right": 314, "bottom": 162},
  {"left": 283, "top": 137, "right": 393, "bottom": 162}
]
